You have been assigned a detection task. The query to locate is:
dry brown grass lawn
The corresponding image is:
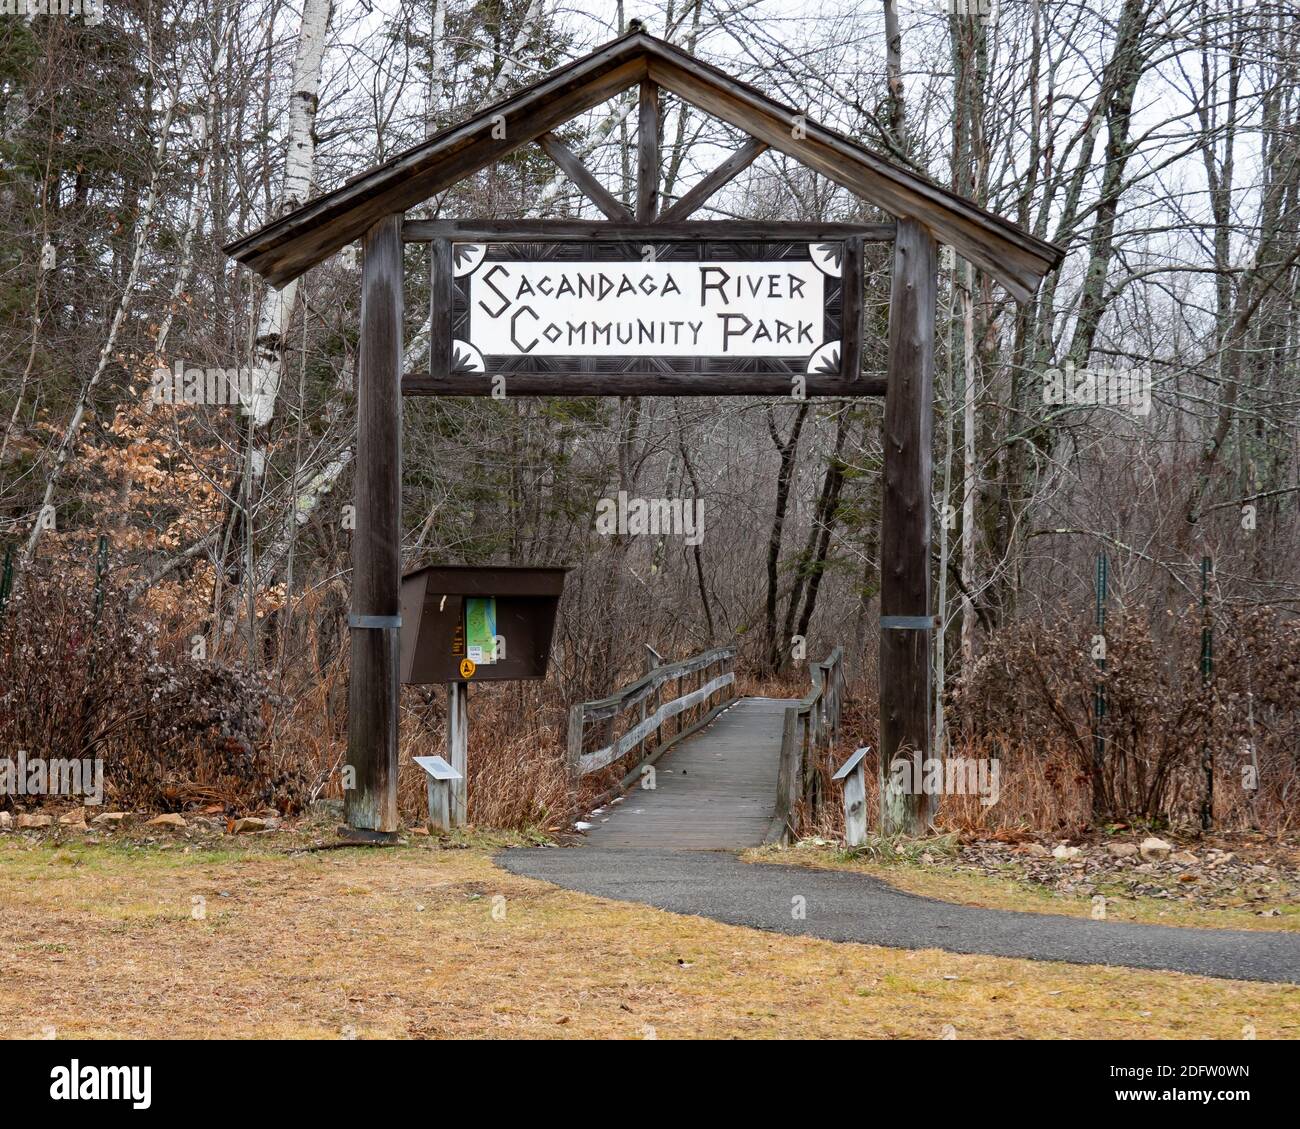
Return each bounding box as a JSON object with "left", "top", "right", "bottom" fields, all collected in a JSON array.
[{"left": 1, "top": 838, "right": 1296, "bottom": 1039}]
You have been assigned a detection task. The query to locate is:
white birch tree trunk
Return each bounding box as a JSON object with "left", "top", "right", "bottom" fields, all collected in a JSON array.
[
  {"left": 250, "top": 449, "right": 353, "bottom": 592},
  {"left": 228, "top": 0, "right": 332, "bottom": 632},
  {"left": 959, "top": 259, "right": 978, "bottom": 668},
  {"left": 245, "top": 0, "right": 332, "bottom": 432},
  {"left": 489, "top": 0, "right": 543, "bottom": 97}
]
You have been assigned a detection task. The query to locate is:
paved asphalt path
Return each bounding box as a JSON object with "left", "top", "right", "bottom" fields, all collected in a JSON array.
[{"left": 499, "top": 847, "right": 1300, "bottom": 984}]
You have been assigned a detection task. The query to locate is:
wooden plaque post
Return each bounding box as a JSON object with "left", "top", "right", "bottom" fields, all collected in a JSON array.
[
  {"left": 427, "top": 770, "right": 452, "bottom": 833},
  {"left": 447, "top": 681, "right": 468, "bottom": 827},
  {"left": 832, "top": 746, "right": 870, "bottom": 848}
]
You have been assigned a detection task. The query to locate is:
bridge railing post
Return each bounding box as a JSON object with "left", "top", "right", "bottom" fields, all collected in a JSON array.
[
  {"left": 566, "top": 702, "right": 585, "bottom": 778},
  {"left": 653, "top": 673, "right": 664, "bottom": 749},
  {"left": 768, "top": 646, "right": 845, "bottom": 838},
  {"left": 803, "top": 711, "right": 814, "bottom": 811},
  {"left": 636, "top": 692, "right": 648, "bottom": 761},
  {"left": 774, "top": 705, "right": 801, "bottom": 843}
]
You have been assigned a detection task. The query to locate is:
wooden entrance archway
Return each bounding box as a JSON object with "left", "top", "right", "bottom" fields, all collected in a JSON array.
[{"left": 226, "top": 25, "right": 1063, "bottom": 839}]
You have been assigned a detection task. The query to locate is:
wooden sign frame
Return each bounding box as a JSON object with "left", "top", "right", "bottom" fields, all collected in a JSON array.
[
  {"left": 403, "top": 223, "right": 884, "bottom": 397},
  {"left": 403, "top": 220, "right": 889, "bottom": 397}
]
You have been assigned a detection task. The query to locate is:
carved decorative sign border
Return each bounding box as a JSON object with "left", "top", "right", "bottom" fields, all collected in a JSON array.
[{"left": 431, "top": 239, "right": 864, "bottom": 387}]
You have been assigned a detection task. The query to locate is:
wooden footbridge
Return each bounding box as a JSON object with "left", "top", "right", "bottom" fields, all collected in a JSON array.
[{"left": 567, "top": 645, "right": 844, "bottom": 848}]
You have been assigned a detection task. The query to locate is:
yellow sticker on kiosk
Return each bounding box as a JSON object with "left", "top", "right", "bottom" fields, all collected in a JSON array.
[{"left": 459, "top": 657, "right": 477, "bottom": 679}]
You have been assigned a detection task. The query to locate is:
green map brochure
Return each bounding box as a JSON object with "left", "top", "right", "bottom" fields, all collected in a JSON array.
[{"left": 464, "top": 597, "right": 498, "bottom": 664}]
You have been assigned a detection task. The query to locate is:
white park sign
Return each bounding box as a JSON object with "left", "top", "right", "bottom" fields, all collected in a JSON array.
[{"left": 463, "top": 252, "right": 831, "bottom": 359}]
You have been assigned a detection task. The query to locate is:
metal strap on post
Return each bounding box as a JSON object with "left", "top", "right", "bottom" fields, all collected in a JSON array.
[
  {"left": 880, "top": 615, "right": 934, "bottom": 630},
  {"left": 349, "top": 614, "right": 402, "bottom": 629}
]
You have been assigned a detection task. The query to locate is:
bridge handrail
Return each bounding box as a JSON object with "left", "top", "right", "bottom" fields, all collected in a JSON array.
[
  {"left": 568, "top": 643, "right": 739, "bottom": 778},
  {"left": 772, "top": 646, "right": 846, "bottom": 843}
]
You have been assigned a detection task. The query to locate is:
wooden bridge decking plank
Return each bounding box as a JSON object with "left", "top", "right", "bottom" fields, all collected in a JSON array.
[{"left": 581, "top": 697, "right": 794, "bottom": 849}]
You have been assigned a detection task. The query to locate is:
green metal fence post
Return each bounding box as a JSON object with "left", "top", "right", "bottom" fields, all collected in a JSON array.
[
  {"left": 1093, "top": 551, "right": 1108, "bottom": 806},
  {"left": 1199, "top": 556, "right": 1214, "bottom": 830}
]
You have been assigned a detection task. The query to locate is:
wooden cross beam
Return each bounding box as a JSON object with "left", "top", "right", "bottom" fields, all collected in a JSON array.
[
  {"left": 536, "top": 132, "right": 632, "bottom": 221},
  {"left": 401, "top": 372, "right": 887, "bottom": 397},
  {"left": 529, "top": 115, "right": 766, "bottom": 230},
  {"left": 401, "top": 219, "right": 895, "bottom": 241},
  {"left": 659, "top": 138, "right": 768, "bottom": 222}
]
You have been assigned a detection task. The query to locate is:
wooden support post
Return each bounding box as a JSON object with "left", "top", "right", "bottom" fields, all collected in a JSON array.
[
  {"left": 566, "top": 702, "right": 585, "bottom": 777},
  {"left": 636, "top": 79, "right": 659, "bottom": 221},
  {"left": 415, "top": 755, "right": 461, "bottom": 834},
  {"left": 345, "top": 213, "right": 403, "bottom": 837},
  {"left": 775, "top": 706, "right": 801, "bottom": 843},
  {"left": 840, "top": 235, "right": 864, "bottom": 381},
  {"left": 638, "top": 643, "right": 661, "bottom": 758},
  {"left": 842, "top": 766, "right": 866, "bottom": 846},
  {"left": 801, "top": 714, "right": 813, "bottom": 808},
  {"left": 429, "top": 238, "right": 452, "bottom": 377},
  {"left": 879, "top": 217, "right": 936, "bottom": 836},
  {"left": 447, "top": 681, "right": 468, "bottom": 826}
]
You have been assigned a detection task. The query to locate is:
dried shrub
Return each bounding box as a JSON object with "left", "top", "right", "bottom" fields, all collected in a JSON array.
[
  {"left": 0, "top": 559, "right": 310, "bottom": 813},
  {"left": 950, "top": 607, "right": 1300, "bottom": 831}
]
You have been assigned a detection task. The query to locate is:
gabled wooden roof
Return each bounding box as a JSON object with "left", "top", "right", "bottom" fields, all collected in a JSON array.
[{"left": 225, "top": 29, "right": 1063, "bottom": 301}]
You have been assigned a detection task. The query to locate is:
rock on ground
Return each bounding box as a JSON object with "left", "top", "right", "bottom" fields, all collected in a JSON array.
[{"left": 1140, "top": 836, "right": 1173, "bottom": 860}]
